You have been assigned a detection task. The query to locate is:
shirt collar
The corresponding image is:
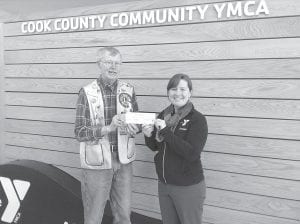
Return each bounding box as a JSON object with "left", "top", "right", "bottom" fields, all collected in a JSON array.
[{"left": 97, "top": 76, "right": 118, "bottom": 91}]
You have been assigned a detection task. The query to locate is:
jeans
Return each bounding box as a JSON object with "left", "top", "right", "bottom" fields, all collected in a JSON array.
[
  {"left": 81, "top": 152, "right": 133, "bottom": 224},
  {"left": 158, "top": 180, "right": 206, "bottom": 224}
]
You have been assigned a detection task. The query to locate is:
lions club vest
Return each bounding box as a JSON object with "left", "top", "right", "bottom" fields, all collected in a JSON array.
[{"left": 79, "top": 80, "right": 136, "bottom": 170}]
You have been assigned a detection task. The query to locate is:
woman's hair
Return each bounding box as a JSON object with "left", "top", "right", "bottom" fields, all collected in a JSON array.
[{"left": 167, "top": 73, "right": 192, "bottom": 91}]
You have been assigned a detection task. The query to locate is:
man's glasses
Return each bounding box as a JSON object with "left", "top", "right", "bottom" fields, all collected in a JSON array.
[{"left": 98, "top": 60, "right": 122, "bottom": 67}]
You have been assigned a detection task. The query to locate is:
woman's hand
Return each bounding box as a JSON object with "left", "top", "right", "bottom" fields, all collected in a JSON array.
[
  {"left": 154, "top": 119, "right": 166, "bottom": 130},
  {"left": 142, "top": 124, "right": 154, "bottom": 137}
]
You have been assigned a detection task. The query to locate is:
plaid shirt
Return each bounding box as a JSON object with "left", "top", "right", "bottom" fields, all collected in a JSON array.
[{"left": 74, "top": 78, "right": 138, "bottom": 146}]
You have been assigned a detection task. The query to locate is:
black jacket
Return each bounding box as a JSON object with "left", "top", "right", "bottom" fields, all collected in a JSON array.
[{"left": 145, "top": 107, "right": 208, "bottom": 186}]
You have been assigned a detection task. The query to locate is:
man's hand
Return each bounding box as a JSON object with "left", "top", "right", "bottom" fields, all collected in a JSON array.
[
  {"left": 110, "top": 114, "right": 125, "bottom": 131},
  {"left": 127, "top": 123, "right": 140, "bottom": 136}
]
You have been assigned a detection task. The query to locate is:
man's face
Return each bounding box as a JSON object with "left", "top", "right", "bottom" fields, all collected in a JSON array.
[{"left": 98, "top": 51, "right": 122, "bottom": 83}]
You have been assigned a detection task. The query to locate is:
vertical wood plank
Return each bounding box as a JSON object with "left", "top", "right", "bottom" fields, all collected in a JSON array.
[{"left": 0, "top": 23, "right": 4, "bottom": 164}]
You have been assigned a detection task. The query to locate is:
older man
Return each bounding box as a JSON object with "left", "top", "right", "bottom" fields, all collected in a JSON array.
[{"left": 75, "top": 47, "right": 139, "bottom": 224}]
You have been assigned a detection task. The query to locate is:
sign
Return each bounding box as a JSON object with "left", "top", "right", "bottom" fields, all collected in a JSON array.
[
  {"left": 0, "top": 160, "right": 163, "bottom": 224},
  {"left": 0, "top": 160, "right": 83, "bottom": 224},
  {"left": 21, "top": 0, "right": 270, "bottom": 33}
]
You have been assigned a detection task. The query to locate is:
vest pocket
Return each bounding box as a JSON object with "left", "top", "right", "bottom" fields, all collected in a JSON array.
[
  {"left": 85, "top": 143, "right": 104, "bottom": 166},
  {"left": 127, "top": 137, "right": 135, "bottom": 159}
]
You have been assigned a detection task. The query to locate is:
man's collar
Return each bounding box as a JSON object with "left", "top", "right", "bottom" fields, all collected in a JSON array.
[{"left": 97, "top": 76, "right": 118, "bottom": 90}]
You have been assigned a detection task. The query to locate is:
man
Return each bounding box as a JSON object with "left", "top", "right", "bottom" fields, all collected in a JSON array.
[{"left": 74, "top": 47, "right": 139, "bottom": 224}]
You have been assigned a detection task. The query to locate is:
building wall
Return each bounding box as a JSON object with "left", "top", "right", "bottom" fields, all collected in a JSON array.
[
  {"left": 0, "top": 23, "right": 4, "bottom": 164},
  {"left": 1, "top": 0, "right": 300, "bottom": 223}
]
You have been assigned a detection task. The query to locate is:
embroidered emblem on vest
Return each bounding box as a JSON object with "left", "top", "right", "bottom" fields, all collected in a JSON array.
[
  {"left": 119, "top": 93, "right": 132, "bottom": 108},
  {"left": 92, "top": 83, "right": 97, "bottom": 89}
]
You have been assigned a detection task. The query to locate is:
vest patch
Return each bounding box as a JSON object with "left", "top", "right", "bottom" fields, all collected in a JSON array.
[{"left": 119, "top": 93, "right": 132, "bottom": 108}]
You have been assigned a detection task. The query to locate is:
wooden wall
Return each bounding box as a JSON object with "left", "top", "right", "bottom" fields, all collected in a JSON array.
[
  {"left": 0, "top": 23, "right": 4, "bottom": 164},
  {"left": 1, "top": 0, "right": 300, "bottom": 223}
]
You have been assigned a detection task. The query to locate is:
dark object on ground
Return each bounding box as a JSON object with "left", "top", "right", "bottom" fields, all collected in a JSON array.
[
  {"left": 0, "top": 160, "right": 83, "bottom": 224},
  {"left": 0, "top": 160, "right": 162, "bottom": 224}
]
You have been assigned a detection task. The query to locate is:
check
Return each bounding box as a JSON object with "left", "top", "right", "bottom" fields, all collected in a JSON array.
[{"left": 125, "top": 112, "right": 156, "bottom": 125}]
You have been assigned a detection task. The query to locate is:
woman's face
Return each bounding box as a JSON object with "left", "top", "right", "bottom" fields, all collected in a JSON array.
[{"left": 168, "top": 79, "right": 191, "bottom": 109}]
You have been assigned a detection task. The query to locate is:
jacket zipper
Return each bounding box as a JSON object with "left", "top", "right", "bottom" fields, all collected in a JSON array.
[
  {"left": 162, "top": 120, "right": 182, "bottom": 184},
  {"left": 162, "top": 142, "right": 167, "bottom": 183}
]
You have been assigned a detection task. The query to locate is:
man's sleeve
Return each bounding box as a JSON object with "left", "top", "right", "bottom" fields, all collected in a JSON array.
[
  {"left": 131, "top": 88, "right": 143, "bottom": 133},
  {"left": 74, "top": 89, "right": 103, "bottom": 142},
  {"left": 131, "top": 89, "right": 139, "bottom": 112}
]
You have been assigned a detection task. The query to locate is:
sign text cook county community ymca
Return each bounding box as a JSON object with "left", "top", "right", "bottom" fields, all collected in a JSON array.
[{"left": 21, "top": 0, "right": 269, "bottom": 33}]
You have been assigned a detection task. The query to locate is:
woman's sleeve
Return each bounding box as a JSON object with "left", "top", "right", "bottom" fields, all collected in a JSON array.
[
  {"left": 144, "top": 111, "right": 164, "bottom": 151},
  {"left": 144, "top": 132, "right": 159, "bottom": 151},
  {"left": 159, "top": 114, "right": 208, "bottom": 161}
]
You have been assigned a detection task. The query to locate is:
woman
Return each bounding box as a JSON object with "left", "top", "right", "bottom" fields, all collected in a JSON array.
[{"left": 142, "top": 74, "right": 208, "bottom": 224}]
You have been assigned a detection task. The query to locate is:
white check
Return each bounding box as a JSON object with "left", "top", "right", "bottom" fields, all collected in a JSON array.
[{"left": 125, "top": 112, "right": 156, "bottom": 125}]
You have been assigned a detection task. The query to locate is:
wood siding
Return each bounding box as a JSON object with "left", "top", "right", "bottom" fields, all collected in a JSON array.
[
  {"left": 2, "top": 0, "right": 300, "bottom": 223},
  {"left": 0, "top": 23, "right": 4, "bottom": 164}
]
